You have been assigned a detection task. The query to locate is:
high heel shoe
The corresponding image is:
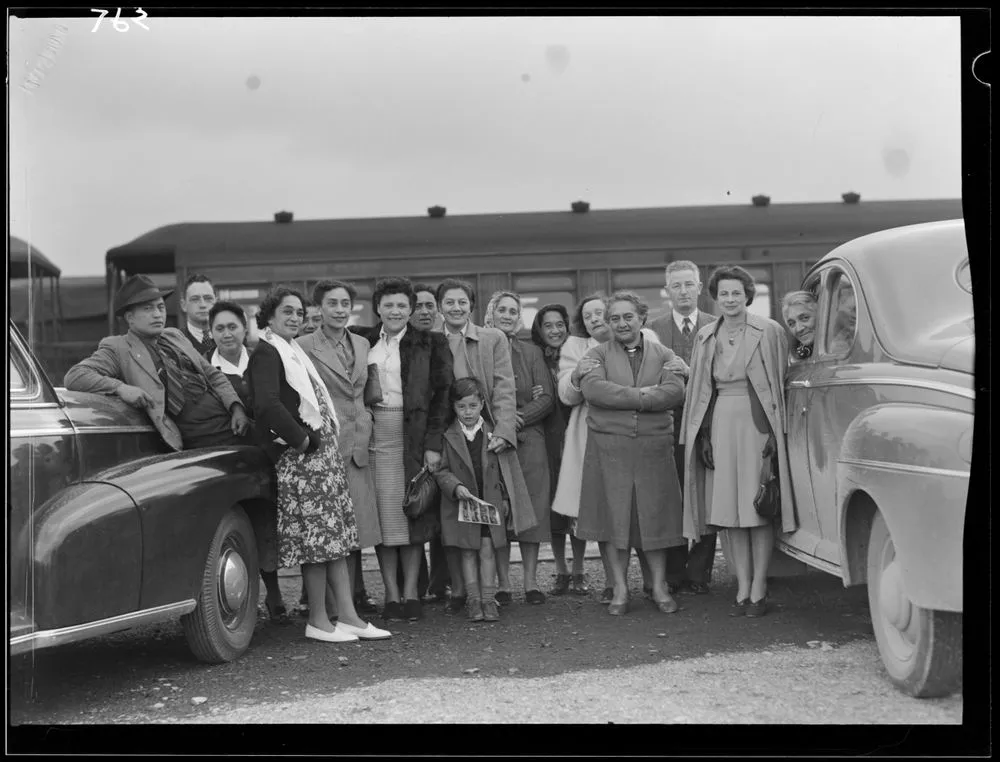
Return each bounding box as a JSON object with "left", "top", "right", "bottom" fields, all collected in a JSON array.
[
  {"left": 728, "top": 598, "right": 750, "bottom": 617},
  {"left": 745, "top": 596, "right": 768, "bottom": 618},
  {"left": 652, "top": 593, "right": 679, "bottom": 614},
  {"left": 607, "top": 597, "right": 630, "bottom": 616}
]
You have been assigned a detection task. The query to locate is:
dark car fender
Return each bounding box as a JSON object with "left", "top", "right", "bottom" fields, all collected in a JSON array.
[
  {"left": 79, "top": 444, "right": 278, "bottom": 610},
  {"left": 836, "top": 402, "right": 969, "bottom": 613}
]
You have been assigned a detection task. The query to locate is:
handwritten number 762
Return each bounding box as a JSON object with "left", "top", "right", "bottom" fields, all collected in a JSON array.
[{"left": 91, "top": 8, "right": 150, "bottom": 32}]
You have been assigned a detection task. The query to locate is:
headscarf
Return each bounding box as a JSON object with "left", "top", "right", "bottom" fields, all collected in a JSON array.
[{"left": 483, "top": 290, "right": 523, "bottom": 337}]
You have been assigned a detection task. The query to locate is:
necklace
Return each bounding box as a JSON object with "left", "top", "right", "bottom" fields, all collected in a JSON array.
[{"left": 724, "top": 323, "right": 746, "bottom": 345}]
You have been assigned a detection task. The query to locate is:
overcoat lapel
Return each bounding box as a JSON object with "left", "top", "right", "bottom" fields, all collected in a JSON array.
[
  {"left": 443, "top": 426, "right": 476, "bottom": 478},
  {"left": 312, "top": 331, "right": 351, "bottom": 381},
  {"left": 743, "top": 315, "right": 764, "bottom": 368},
  {"left": 349, "top": 333, "right": 368, "bottom": 384},
  {"left": 125, "top": 332, "right": 160, "bottom": 384}
]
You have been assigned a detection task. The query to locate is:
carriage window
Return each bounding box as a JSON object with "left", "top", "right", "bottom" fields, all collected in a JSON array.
[
  {"left": 517, "top": 292, "right": 574, "bottom": 333},
  {"left": 825, "top": 273, "right": 857, "bottom": 355},
  {"left": 746, "top": 283, "right": 771, "bottom": 321},
  {"left": 612, "top": 271, "right": 672, "bottom": 322}
]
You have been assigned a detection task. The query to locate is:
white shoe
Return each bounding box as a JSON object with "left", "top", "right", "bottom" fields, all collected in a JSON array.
[
  {"left": 335, "top": 621, "right": 392, "bottom": 640},
  {"left": 305, "top": 623, "right": 358, "bottom": 643}
]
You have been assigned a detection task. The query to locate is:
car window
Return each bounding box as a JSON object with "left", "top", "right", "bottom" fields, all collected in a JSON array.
[
  {"left": 10, "top": 355, "right": 27, "bottom": 393},
  {"left": 824, "top": 271, "right": 857, "bottom": 356}
]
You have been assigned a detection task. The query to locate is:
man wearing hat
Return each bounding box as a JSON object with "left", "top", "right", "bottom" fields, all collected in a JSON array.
[{"left": 65, "top": 274, "right": 250, "bottom": 451}]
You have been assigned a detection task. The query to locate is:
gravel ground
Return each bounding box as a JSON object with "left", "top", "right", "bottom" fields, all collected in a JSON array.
[
  {"left": 10, "top": 555, "right": 963, "bottom": 729},
  {"left": 174, "top": 641, "right": 961, "bottom": 725}
]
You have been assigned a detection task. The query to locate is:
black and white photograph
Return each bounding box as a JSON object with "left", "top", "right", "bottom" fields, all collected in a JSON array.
[{"left": 7, "top": 8, "right": 987, "bottom": 748}]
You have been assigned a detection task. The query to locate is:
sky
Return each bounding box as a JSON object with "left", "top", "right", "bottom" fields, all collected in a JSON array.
[{"left": 9, "top": 15, "right": 963, "bottom": 277}]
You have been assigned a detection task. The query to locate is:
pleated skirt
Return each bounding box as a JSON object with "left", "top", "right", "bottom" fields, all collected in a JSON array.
[
  {"left": 370, "top": 406, "right": 410, "bottom": 547},
  {"left": 706, "top": 391, "right": 770, "bottom": 529}
]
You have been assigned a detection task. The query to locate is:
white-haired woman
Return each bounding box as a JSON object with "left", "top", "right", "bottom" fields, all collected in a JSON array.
[{"left": 781, "top": 290, "right": 818, "bottom": 361}]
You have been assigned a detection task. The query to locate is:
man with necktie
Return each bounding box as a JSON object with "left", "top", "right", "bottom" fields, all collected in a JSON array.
[
  {"left": 649, "top": 260, "right": 718, "bottom": 595},
  {"left": 180, "top": 274, "right": 218, "bottom": 355},
  {"left": 65, "top": 274, "right": 250, "bottom": 451}
]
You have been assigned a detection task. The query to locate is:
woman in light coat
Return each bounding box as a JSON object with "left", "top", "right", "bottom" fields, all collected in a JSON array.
[{"left": 680, "top": 266, "right": 797, "bottom": 619}]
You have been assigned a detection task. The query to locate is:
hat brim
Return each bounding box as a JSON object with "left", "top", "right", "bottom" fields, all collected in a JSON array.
[{"left": 115, "top": 287, "right": 175, "bottom": 316}]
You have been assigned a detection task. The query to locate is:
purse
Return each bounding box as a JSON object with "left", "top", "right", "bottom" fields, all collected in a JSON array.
[
  {"left": 753, "top": 450, "right": 780, "bottom": 520},
  {"left": 402, "top": 465, "right": 440, "bottom": 521},
  {"left": 363, "top": 363, "right": 383, "bottom": 407}
]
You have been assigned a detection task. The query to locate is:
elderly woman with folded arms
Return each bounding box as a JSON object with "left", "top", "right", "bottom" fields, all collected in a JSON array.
[{"left": 574, "top": 291, "right": 687, "bottom": 616}]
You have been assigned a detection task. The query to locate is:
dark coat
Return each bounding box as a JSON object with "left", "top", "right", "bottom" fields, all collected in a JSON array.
[
  {"left": 352, "top": 324, "right": 454, "bottom": 544},
  {"left": 246, "top": 340, "right": 323, "bottom": 464},
  {"left": 183, "top": 325, "right": 216, "bottom": 356}
]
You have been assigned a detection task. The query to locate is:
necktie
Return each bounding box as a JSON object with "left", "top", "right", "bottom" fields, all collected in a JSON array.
[
  {"left": 334, "top": 337, "right": 352, "bottom": 373},
  {"left": 682, "top": 318, "right": 692, "bottom": 337},
  {"left": 448, "top": 332, "right": 469, "bottom": 378},
  {"left": 155, "top": 337, "right": 188, "bottom": 416}
]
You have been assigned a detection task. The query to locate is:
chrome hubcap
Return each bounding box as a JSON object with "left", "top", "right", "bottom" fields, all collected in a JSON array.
[
  {"left": 876, "top": 537, "right": 917, "bottom": 663},
  {"left": 218, "top": 546, "right": 249, "bottom": 627}
]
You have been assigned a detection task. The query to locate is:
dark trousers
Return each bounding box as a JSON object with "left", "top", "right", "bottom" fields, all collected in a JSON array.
[{"left": 665, "top": 443, "right": 718, "bottom": 585}]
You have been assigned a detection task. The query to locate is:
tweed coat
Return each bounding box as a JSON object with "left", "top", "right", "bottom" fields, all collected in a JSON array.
[
  {"left": 550, "top": 328, "right": 660, "bottom": 519},
  {"left": 353, "top": 324, "right": 454, "bottom": 544},
  {"left": 295, "top": 329, "right": 373, "bottom": 468},
  {"left": 65, "top": 327, "right": 242, "bottom": 452},
  {"left": 434, "top": 417, "right": 539, "bottom": 549},
  {"left": 436, "top": 322, "right": 518, "bottom": 448},
  {"left": 679, "top": 312, "right": 797, "bottom": 538}
]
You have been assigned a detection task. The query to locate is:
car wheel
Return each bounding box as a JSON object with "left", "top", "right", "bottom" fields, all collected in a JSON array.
[
  {"left": 866, "top": 511, "right": 962, "bottom": 697},
  {"left": 181, "top": 506, "right": 259, "bottom": 663}
]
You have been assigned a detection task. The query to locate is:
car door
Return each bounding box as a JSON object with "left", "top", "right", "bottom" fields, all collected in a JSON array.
[
  {"left": 8, "top": 324, "right": 143, "bottom": 636},
  {"left": 802, "top": 264, "right": 871, "bottom": 565},
  {"left": 780, "top": 274, "right": 824, "bottom": 558}
]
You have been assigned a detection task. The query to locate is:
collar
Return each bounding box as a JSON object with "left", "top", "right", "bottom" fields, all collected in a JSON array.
[
  {"left": 187, "top": 321, "right": 209, "bottom": 342},
  {"left": 623, "top": 335, "right": 645, "bottom": 354},
  {"left": 444, "top": 320, "right": 471, "bottom": 339},
  {"left": 459, "top": 416, "right": 485, "bottom": 442},
  {"left": 672, "top": 309, "right": 697, "bottom": 332},
  {"left": 323, "top": 328, "right": 351, "bottom": 348},
  {"left": 700, "top": 311, "right": 765, "bottom": 344},
  {"left": 380, "top": 324, "right": 408, "bottom": 345},
  {"left": 211, "top": 346, "right": 249, "bottom": 376}
]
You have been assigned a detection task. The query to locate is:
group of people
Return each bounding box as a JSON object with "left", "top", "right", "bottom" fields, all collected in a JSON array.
[{"left": 65, "top": 259, "right": 803, "bottom": 645}]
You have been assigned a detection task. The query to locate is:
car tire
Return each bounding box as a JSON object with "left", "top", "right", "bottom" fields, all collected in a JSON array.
[
  {"left": 866, "top": 510, "right": 962, "bottom": 698},
  {"left": 181, "top": 506, "right": 259, "bottom": 663}
]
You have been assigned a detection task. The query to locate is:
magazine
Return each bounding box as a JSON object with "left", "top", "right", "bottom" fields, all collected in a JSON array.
[{"left": 457, "top": 495, "right": 502, "bottom": 526}]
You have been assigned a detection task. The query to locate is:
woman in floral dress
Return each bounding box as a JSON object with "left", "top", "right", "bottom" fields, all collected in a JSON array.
[{"left": 248, "top": 286, "right": 391, "bottom": 643}]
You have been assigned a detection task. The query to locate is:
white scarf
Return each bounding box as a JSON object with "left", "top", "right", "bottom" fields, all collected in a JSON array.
[
  {"left": 211, "top": 346, "right": 249, "bottom": 377},
  {"left": 459, "top": 416, "right": 485, "bottom": 442},
  {"left": 260, "top": 328, "right": 339, "bottom": 434}
]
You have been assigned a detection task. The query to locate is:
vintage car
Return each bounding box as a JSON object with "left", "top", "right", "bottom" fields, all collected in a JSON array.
[
  {"left": 779, "top": 219, "right": 971, "bottom": 698},
  {"left": 8, "top": 321, "right": 277, "bottom": 663}
]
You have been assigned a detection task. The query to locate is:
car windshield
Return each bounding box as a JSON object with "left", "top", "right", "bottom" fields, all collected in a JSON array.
[{"left": 859, "top": 224, "right": 972, "bottom": 366}]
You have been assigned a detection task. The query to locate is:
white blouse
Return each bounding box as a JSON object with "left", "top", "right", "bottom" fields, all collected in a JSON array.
[
  {"left": 368, "top": 324, "right": 406, "bottom": 407},
  {"left": 210, "top": 346, "right": 249, "bottom": 377}
]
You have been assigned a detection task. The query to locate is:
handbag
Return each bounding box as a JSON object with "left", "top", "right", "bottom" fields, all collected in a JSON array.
[
  {"left": 363, "top": 363, "right": 383, "bottom": 407},
  {"left": 753, "top": 450, "right": 780, "bottom": 520},
  {"left": 402, "top": 465, "right": 440, "bottom": 521}
]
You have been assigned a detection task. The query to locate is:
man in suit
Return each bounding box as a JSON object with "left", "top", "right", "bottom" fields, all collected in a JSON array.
[
  {"left": 180, "top": 274, "right": 218, "bottom": 355},
  {"left": 65, "top": 274, "right": 250, "bottom": 451},
  {"left": 649, "top": 260, "right": 718, "bottom": 595}
]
